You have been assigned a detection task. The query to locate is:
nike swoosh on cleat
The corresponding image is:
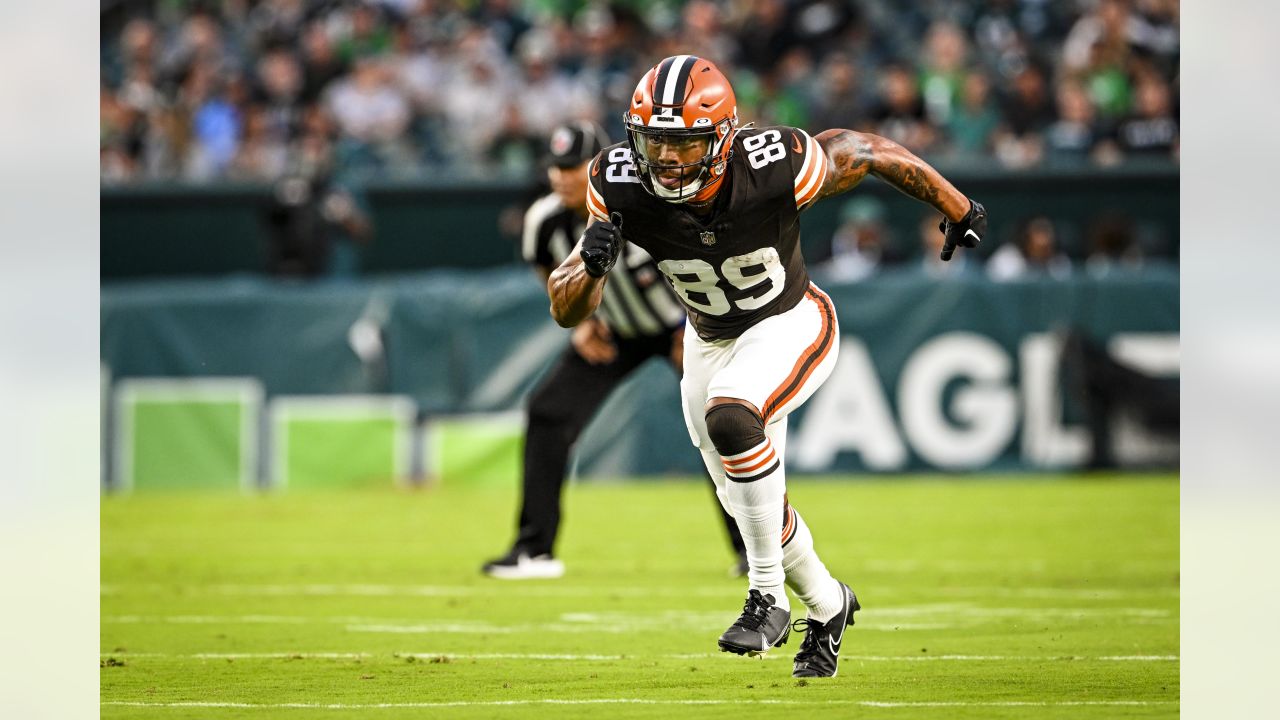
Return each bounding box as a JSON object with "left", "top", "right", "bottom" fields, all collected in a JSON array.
[{"left": 827, "top": 593, "right": 851, "bottom": 655}]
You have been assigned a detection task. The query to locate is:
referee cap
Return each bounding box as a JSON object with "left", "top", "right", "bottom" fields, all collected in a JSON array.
[{"left": 548, "top": 121, "right": 610, "bottom": 168}]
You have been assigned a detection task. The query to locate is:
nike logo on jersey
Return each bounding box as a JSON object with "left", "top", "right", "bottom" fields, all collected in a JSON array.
[
  {"left": 791, "top": 132, "right": 803, "bottom": 153},
  {"left": 591, "top": 159, "right": 600, "bottom": 176}
]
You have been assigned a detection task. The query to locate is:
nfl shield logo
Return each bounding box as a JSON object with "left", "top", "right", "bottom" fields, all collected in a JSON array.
[
  {"left": 549, "top": 127, "right": 573, "bottom": 156},
  {"left": 700, "top": 231, "right": 716, "bottom": 246}
]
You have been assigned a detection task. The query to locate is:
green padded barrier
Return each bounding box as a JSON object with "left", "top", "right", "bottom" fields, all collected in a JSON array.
[
  {"left": 269, "top": 395, "right": 416, "bottom": 489},
  {"left": 425, "top": 412, "right": 524, "bottom": 487},
  {"left": 113, "top": 378, "right": 262, "bottom": 492}
]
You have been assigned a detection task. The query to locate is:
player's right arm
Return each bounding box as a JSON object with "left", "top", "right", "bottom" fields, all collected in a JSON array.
[
  {"left": 550, "top": 152, "right": 627, "bottom": 327},
  {"left": 548, "top": 213, "right": 624, "bottom": 327},
  {"left": 547, "top": 238, "right": 606, "bottom": 328}
]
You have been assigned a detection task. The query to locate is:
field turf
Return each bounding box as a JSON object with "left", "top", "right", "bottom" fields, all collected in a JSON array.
[{"left": 101, "top": 476, "right": 1178, "bottom": 718}]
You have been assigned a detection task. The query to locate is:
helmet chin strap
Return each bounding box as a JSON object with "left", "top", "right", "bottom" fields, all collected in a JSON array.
[
  {"left": 650, "top": 157, "right": 717, "bottom": 203},
  {"left": 651, "top": 171, "right": 705, "bottom": 203}
]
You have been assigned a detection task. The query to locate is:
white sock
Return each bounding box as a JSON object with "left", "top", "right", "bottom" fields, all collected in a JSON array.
[
  {"left": 781, "top": 505, "right": 843, "bottom": 623},
  {"left": 723, "top": 438, "right": 788, "bottom": 611}
]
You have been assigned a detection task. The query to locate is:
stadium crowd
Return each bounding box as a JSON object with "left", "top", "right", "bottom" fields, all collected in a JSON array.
[{"left": 100, "top": 0, "right": 1179, "bottom": 185}]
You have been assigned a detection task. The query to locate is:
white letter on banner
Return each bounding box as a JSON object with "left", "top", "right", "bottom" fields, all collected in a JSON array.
[
  {"left": 791, "top": 338, "right": 907, "bottom": 471},
  {"left": 1020, "top": 333, "right": 1089, "bottom": 467},
  {"left": 899, "top": 332, "right": 1018, "bottom": 468}
]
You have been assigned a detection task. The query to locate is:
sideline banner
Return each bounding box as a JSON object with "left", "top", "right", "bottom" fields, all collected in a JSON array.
[{"left": 102, "top": 266, "right": 1178, "bottom": 476}]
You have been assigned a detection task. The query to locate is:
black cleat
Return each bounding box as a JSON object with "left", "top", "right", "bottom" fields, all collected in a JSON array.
[
  {"left": 717, "top": 589, "right": 791, "bottom": 656},
  {"left": 792, "top": 582, "right": 860, "bottom": 677}
]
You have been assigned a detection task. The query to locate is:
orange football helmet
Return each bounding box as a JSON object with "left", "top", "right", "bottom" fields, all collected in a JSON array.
[{"left": 623, "top": 55, "right": 739, "bottom": 205}]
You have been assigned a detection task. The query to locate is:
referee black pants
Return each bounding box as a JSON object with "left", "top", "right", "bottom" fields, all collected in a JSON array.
[{"left": 512, "top": 330, "right": 746, "bottom": 558}]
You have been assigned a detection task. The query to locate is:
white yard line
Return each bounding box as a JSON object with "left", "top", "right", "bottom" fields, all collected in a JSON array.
[
  {"left": 100, "top": 583, "right": 740, "bottom": 598},
  {"left": 100, "top": 602, "right": 1174, "bottom": 635},
  {"left": 100, "top": 651, "right": 1178, "bottom": 662},
  {"left": 102, "top": 615, "right": 947, "bottom": 633},
  {"left": 102, "top": 699, "right": 1178, "bottom": 709},
  {"left": 99, "top": 583, "right": 1179, "bottom": 600}
]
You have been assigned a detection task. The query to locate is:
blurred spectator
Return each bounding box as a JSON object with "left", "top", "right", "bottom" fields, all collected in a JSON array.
[
  {"left": 1085, "top": 215, "right": 1144, "bottom": 275},
  {"left": 389, "top": 21, "right": 451, "bottom": 166},
  {"left": 1062, "top": 0, "right": 1177, "bottom": 76},
  {"left": 970, "top": 0, "right": 1034, "bottom": 82},
  {"left": 789, "top": 0, "right": 859, "bottom": 54},
  {"left": 101, "top": 145, "right": 137, "bottom": 184},
  {"left": 336, "top": 4, "right": 393, "bottom": 64},
  {"left": 247, "top": 0, "right": 309, "bottom": 54},
  {"left": 734, "top": 0, "right": 797, "bottom": 76},
  {"left": 325, "top": 57, "right": 413, "bottom": 174},
  {"left": 808, "top": 53, "right": 868, "bottom": 131},
  {"left": 440, "top": 30, "right": 514, "bottom": 170},
  {"left": 290, "top": 104, "right": 338, "bottom": 180},
  {"left": 1116, "top": 74, "right": 1178, "bottom": 159},
  {"left": 1133, "top": 0, "right": 1181, "bottom": 77},
  {"left": 100, "top": 0, "right": 1179, "bottom": 183},
  {"left": 994, "top": 64, "right": 1053, "bottom": 168},
  {"left": 472, "top": 0, "right": 532, "bottom": 56},
  {"left": 141, "top": 104, "right": 190, "bottom": 180},
  {"left": 736, "top": 49, "right": 813, "bottom": 129},
  {"left": 919, "top": 21, "right": 969, "bottom": 126},
  {"left": 678, "top": 0, "right": 738, "bottom": 68},
  {"left": 821, "top": 197, "right": 899, "bottom": 283},
  {"left": 868, "top": 63, "right": 936, "bottom": 154},
  {"left": 184, "top": 68, "right": 244, "bottom": 180},
  {"left": 566, "top": 4, "right": 638, "bottom": 142},
  {"left": 1080, "top": 38, "right": 1131, "bottom": 120},
  {"left": 103, "top": 18, "right": 160, "bottom": 88},
  {"left": 254, "top": 48, "right": 304, "bottom": 140},
  {"left": 510, "top": 30, "right": 593, "bottom": 140},
  {"left": 118, "top": 61, "right": 164, "bottom": 117},
  {"left": 987, "top": 216, "right": 1072, "bottom": 281},
  {"left": 230, "top": 106, "right": 289, "bottom": 180},
  {"left": 1044, "top": 79, "right": 1101, "bottom": 162},
  {"left": 160, "top": 13, "right": 236, "bottom": 89},
  {"left": 300, "top": 22, "right": 349, "bottom": 105},
  {"left": 945, "top": 69, "right": 1001, "bottom": 158},
  {"left": 101, "top": 84, "right": 145, "bottom": 174}
]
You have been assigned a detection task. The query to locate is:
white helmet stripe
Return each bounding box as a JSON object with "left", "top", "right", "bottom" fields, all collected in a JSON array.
[{"left": 661, "top": 54, "right": 692, "bottom": 106}]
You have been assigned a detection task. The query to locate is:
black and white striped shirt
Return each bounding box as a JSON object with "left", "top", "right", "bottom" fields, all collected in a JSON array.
[{"left": 522, "top": 193, "right": 686, "bottom": 339}]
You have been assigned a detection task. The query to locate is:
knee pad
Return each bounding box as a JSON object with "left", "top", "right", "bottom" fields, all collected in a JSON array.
[{"left": 705, "top": 402, "right": 766, "bottom": 458}]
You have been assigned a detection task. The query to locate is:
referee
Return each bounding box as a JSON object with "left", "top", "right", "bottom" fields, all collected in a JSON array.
[{"left": 483, "top": 122, "right": 747, "bottom": 579}]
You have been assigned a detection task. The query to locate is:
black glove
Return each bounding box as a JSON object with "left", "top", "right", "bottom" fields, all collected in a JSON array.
[
  {"left": 580, "top": 212, "right": 623, "bottom": 278},
  {"left": 939, "top": 200, "right": 987, "bottom": 261}
]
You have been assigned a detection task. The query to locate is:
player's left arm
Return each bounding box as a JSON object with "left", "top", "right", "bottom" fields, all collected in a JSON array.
[{"left": 811, "top": 129, "right": 987, "bottom": 260}]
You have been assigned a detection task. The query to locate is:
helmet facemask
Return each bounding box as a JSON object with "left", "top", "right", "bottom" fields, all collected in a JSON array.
[{"left": 626, "top": 125, "right": 719, "bottom": 203}]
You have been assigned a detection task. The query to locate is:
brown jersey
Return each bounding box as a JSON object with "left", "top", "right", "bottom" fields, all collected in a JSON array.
[{"left": 586, "top": 126, "right": 829, "bottom": 340}]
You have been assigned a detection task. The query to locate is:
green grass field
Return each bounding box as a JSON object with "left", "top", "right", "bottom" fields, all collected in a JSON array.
[{"left": 101, "top": 476, "right": 1178, "bottom": 719}]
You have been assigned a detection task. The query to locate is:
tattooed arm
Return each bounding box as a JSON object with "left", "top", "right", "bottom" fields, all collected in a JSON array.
[{"left": 813, "top": 130, "right": 970, "bottom": 222}]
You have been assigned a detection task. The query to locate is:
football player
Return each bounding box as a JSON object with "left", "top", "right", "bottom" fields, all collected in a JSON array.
[
  {"left": 547, "top": 57, "right": 987, "bottom": 677},
  {"left": 483, "top": 121, "right": 748, "bottom": 580}
]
